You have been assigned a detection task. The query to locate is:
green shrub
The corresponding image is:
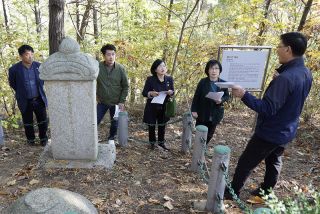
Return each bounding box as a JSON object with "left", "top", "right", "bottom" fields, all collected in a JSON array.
[{"left": 263, "top": 186, "right": 320, "bottom": 214}]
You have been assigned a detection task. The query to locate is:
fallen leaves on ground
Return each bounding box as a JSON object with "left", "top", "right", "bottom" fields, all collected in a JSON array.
[
  {"left": 163, "top": 201, "right": 174, "bottom": 210},
  {"left": 247, "top": 196, "right": 264, "bottom": 204},
  {"left": 29, "top": 179, "right": 39, "bottom": 185}
]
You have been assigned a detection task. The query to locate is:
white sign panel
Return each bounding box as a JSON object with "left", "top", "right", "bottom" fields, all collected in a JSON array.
[{"left": 220, "top": 50, "right": 268, "bottom": 89}]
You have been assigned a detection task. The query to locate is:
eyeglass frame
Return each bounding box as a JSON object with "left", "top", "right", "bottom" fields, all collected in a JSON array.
[{"left": 276, "top": 45, "right": 289, "bottom": 49}]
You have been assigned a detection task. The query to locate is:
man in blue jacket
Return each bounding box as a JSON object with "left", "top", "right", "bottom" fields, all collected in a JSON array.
[
  {"left": 226, "top": 32, "right": 312, "bottom": 198},
  {"left": 8, "top": 45, "right": 48, "bottom": 146}
]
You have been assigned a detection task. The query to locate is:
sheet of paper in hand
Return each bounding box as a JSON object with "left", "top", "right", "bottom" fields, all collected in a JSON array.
[
  {"left": 113, "top": 105, "right": 120, "bottom": 119},
  {"left": 205, "top": 91, "right": 224, "bottom": 101},
  {"left": 215, "top": 82, "right": 236, "bottom": 88},
  {"left": 151, "top": 91, "right": 167, "bottom": 104}
]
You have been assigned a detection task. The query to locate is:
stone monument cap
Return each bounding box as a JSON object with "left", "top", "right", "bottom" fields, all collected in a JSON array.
[
  {"left": 39, "top": 36, "right": 99, "bottom": 81},
  {"left": 59, "top": 36, "right": 81, "bottom": 54}
]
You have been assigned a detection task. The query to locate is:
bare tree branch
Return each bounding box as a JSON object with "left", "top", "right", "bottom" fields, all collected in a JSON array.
[
  {"left": 185, "top": 20, "right": 216, "bottom": 29},
  {"left": 171, "top": 0, "right": 201, "bottom": 76},
  {"left": 151, "top": 0, "right": 183, "bottom": 22},
  {"left": 78, "top": 0, "right": 94, "bottom": 42},
  {"left": 66, "top": 3, "right": 83, "bottom": 40},
  {"left": 297, "top": 0, "right": 313, "bottom": 31}
]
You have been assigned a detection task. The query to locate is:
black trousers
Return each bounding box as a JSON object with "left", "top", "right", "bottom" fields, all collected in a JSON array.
[
  {"left": 230, "top": 134, "right": 285, "bottom": 195},
  {"left": 148, "top": 107, "right": 166, "bottom": 143},
  {"left": 21, "top": 98, "right": 48, "bottom": 142},
  {"left": 195, "top": 120, "right": 217, "bottom": 144}
]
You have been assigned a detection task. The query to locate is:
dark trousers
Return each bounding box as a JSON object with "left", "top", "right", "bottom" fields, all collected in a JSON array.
[
  {"left": 97, "top": 103, "right": 118, "bottom": 140},
  {"left": 230, "top": 134, "right": 285, "bottom": 195},
  {"left": 195, "top": 120, "right": 217, "bottom": 144},
  {"left": 22, "top": 97, "right": 48, "bottom": 142},
  {"left": 148, "top": 107, "right": 166, "bottom": 143}
]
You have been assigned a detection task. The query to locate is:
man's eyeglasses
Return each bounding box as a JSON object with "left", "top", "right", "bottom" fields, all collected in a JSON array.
[{"left": 276, "top": 45, "right": 288, "bottom": 49}]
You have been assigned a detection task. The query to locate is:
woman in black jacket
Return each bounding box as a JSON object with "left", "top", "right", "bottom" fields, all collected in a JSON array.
[
  {"left": 191, "top": 59, "right": 230, "bottom": 144},
  {"left": 142, "top": 59, "right": 174, "bottom": 150}
]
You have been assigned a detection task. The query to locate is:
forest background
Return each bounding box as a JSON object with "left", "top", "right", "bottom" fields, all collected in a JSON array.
[
  {"left": 0, "top": 0, "right": 320, "bottom": 213},
  {"left": 0, "top": 0, "right": 319, "bottom": 125}
]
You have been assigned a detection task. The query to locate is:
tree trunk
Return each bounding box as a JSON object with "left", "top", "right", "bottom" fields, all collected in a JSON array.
[
  {"left": 297, "top": 0, "right": 313, "bottom": 31},
  {"left": 129, "top": 77, "right": 137, "bottom": 104},
  {"left": 76, "top": 0, "right": 80, "bottom": 40},
  {"left": 78, "top": 0, "right": 93, "bottom": 42},
  {"left": 162, "top": 0, "right": 174, "bottom": 62},
  {"left": 93, "top": 4, "right": 100, "bottom": 60},
  {"left": 2, "top": 0, "right": 10, "bottom": 31},
  {"left": 34, "top": 0, "right": 41, "bottom": 35},
  {"left": 171, "top": 0, "right": 200, "bottom": 76},
  {"left": 256, "top": 0, "right": 271, "bottom": 45},
  {"left": 49, "top": 0, "right": 65, "bottom": 55},
  {"left": 115, "top": 0, "right": 121, "bottom": 37}
]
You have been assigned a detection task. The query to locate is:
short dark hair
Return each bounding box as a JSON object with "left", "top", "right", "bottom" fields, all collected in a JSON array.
[
  {"left": 18, "top": 45, "right": 34, "bottom": 56},
  {"left": 280, "top": 32, "right": 307, "bottom": 56},
  {"left": 150, "top": 59, "right": 165, "bottom": 76},
  {"left": 205, "top": 59, "right": 222, "bottom": 76},
  {"left": 100, "top": 44, "right": 116, "bottom": 55}
]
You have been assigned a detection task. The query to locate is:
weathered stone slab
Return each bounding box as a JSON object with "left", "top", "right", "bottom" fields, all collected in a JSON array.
[
  {"left": 3, "top": 188, "right": 98, "bottom": 214},
  {"left": 45, "top": 81, "right": 98, "bottom": 160}
]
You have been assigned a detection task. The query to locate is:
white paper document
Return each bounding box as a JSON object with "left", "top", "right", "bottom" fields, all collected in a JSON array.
[
  {"left": 151, "top": 91, "right": 167, "bottom": 104},
  {"left": 205, "top": 91, "right": 224, "bottom": 101},
  {"left": 113, "top": 105, "right": 120, "bottom": 119},
  {"left": 215, "top": 82, "right": 236, "bottom": 88}
]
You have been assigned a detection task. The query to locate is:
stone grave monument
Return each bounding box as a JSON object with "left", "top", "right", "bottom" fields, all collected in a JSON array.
[{"left": 38, "top": 37, "right": 115, "bottom": 169}]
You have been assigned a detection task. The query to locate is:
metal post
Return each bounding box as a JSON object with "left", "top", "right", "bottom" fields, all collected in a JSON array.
[
  {"left": 181, "top": 112, "right": 193, "bottom": 154},
  {"left": 190, "top": 125, "right": 208, "bottom": 172},
  {"left": 117, "top": 111, "right": 128, "bottom": 147},
  {"left": 206, "top": 145, "right": 231, "bottom": 213}
]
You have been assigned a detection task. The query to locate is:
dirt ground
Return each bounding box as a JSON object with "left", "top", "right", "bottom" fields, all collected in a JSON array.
[{"left": 0, "top": 106, "right": 319, "bottom": 213}]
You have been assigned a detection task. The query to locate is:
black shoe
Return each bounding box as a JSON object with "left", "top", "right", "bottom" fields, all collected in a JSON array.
[
  {"left": 40, "top": 140, "right": 47, "bottom": 147},
  {"left": 27, "top": 139, "right": 36, "bottom": 146},
  {"left": 250, "top": 187, "right": 270, "bottom": 197},
  {"left": 40, "top": 137, "right": 48, "bottom": 147},
  {"left": 150, "top": 143, "right": 155, "bottom": 150},
  {"left": 158, "top": 143, "right": 170, "bottom": 151},
  {"left": 224, "top": 188, "right": 239, "bottom": 200},
  {"left": 224, "top": 190, "right": 233, "bottom": 200}
]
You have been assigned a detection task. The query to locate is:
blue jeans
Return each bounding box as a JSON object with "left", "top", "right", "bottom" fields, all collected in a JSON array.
[{"left": 97, "top": 103, "right": 118, "bottom": 140}]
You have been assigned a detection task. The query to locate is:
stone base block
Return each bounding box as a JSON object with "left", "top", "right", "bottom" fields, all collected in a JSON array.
[{"left": 38, "top": 142, "right": 116, "bottom": 170}]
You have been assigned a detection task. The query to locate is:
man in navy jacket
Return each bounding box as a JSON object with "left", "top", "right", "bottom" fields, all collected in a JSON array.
[
  {"left": 8, "top": 45, "right": 48, "bottom": 146},
  {"left": 226, "top": 32, "right": 312, "bottom": 198}
]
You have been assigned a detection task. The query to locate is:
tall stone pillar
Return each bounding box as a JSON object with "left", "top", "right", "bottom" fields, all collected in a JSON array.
[{"left": 39, "top": 37, "right": 99, "bottom": 160}]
